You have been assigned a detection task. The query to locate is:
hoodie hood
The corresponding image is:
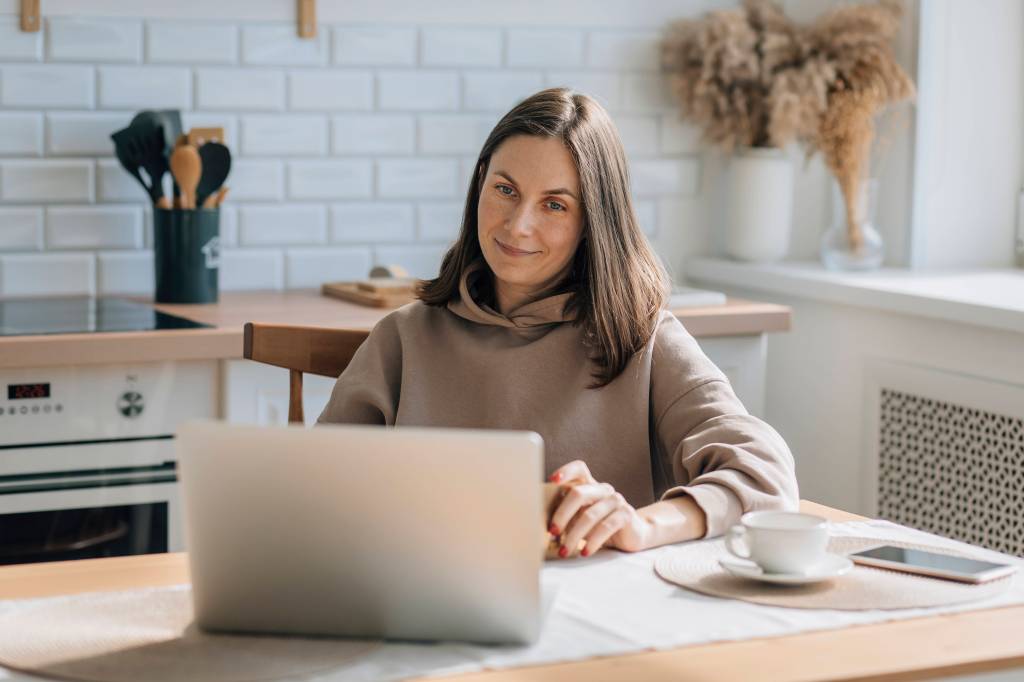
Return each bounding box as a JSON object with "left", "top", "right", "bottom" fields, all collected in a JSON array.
[{"left": 446, "top": 257, "right": 575, "bottom": 329}]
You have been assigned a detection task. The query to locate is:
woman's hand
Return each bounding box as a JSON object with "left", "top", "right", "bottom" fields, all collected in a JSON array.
[{"left": 547, "top": 460, "right": 654, "bottom": 557}]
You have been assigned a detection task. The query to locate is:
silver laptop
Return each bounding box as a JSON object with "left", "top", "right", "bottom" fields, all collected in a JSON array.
[{"left": 175, "top": 419, "right": 544, "bottom": 645}]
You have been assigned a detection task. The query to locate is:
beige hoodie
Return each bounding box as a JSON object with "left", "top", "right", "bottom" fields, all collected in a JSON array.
[{"left": 317, "top": 258, "right": 799, "bottom": 538}]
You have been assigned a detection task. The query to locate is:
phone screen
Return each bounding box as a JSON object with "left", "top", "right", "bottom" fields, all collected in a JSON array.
[{"left": 851, "top": 545, "right": 1011, "bottom": 576}]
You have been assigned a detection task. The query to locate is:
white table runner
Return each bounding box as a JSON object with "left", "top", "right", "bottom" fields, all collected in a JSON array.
[{"left": 1, "top": 519, "right": 1022, "bottom": 682}]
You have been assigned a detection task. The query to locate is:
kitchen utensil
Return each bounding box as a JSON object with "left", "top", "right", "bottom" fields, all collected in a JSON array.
[
  {"left": 169, "top": 144, "right": 202, "bottom": 210},
  {"left": 201, "top": 186, "right": 229, "bottom": 209},
  {"left": 320, "top": 282, "right": 416, "bottom": 308},
  {"left": 196, "top": 142, "right": 231, "bottom": 208},
  {"left": 110, "top": 119, "right": 169, "bottom": 208},
  {"left": 187, "top": 127, "right": 225, "bottom": 147},
  {"left": 155, "top": 110, "right": 182, "bottom": 203}
]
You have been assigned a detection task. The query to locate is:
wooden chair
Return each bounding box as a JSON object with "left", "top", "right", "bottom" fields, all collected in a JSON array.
[{"left": 242, "top": 322, "right": 369, "bottom": 424}]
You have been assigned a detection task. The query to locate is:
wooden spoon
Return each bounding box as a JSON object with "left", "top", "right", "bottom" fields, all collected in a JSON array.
[{"left": 169, "top": 144, "right": 201, "bottom": 209}]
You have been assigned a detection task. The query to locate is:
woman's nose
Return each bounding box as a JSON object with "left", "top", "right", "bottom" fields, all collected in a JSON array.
[{"left": 506, "top": 203, "right": 536, "bottom": 236}]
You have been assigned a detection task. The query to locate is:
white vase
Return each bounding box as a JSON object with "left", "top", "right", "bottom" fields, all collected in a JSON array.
[{"left": 724, "top": 148, "right": 794, "bottom": 263}]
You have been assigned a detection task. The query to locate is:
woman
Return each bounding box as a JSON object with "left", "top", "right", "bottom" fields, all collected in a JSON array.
[{"left": 318, "top": 88, "right": 798, "bottom": 558}]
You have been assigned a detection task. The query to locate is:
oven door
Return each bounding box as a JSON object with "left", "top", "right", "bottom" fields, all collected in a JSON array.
[{"left": 0, "top": 465, "right": 182, "bottom": 565}]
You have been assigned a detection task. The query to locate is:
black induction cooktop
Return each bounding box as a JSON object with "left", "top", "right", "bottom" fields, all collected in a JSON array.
[{"left": 0, "top": 297, "right": 212, "bottom": 336}]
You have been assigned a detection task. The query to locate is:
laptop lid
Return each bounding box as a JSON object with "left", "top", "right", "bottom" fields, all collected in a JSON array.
[{"left": 176, "top": 419, "right": 544, "bottom": 645}]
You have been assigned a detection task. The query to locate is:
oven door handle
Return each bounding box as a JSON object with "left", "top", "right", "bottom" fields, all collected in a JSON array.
[{"left": 0, "top": 519, "right": 129, "bottom": 558}]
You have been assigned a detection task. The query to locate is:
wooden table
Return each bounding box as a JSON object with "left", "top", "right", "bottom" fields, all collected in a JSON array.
[{"left": 1, "top": 500, "right": 1021, "bottom": 682}]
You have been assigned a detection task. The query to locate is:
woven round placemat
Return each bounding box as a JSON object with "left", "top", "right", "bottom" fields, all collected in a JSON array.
[
  {"left": 655, "top": 536, "right": 1016, "bottom": 611},
  {"left": 0, "top": 585, "right": 381, "bottom": 682}
]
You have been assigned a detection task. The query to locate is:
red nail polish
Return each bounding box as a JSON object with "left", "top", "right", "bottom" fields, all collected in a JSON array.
[
  {"left": 549, "top": 472, "right": 561, "bottom": 483},
  {"left": 548, "top": 523, "right": 559, "bottom": 535},
  {"left": 581, "top": 548, "right": 590, "bottom": 557},
  {"left": 558, "top": 546, "right": 568, "bottom": 558}
]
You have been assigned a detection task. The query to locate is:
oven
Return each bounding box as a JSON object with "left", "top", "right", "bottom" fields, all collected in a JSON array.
[{"left": 0, "top": 361, "right": 218, "bottom": 565}]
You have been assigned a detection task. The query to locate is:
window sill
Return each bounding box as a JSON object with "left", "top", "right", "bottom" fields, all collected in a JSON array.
[{"left": 685, "top": 258, "right": 1024, "bottom": 335}]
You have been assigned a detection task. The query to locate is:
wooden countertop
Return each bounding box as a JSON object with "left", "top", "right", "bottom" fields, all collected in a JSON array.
[
  {"left": 2, "top": 500, "right": 1022, "bottom": 682},
  {"left": 0, "top": 291, "right": 791, "bottom": 370}
]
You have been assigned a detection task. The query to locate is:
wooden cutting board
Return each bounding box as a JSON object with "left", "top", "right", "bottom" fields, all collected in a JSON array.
[{"left": 321, "top": 282, "right": 417, "bottom": 308}]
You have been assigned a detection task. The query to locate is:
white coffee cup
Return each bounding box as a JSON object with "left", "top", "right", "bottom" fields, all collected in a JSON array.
[{"left": 725, "top": 511, "right": 829, "bottom": 574}]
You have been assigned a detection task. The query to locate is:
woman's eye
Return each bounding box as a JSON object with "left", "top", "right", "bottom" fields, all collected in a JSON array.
[
  {"left": 547, "top": 201, "right": 566, "bottom": 212},
  {"left": 496, "top": 184, "right": 515, "bottom": 197}
]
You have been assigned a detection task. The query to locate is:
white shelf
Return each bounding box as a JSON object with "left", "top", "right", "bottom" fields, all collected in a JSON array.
[{"left": 686, "top": 258, "right": 1024, "bottom": 335}]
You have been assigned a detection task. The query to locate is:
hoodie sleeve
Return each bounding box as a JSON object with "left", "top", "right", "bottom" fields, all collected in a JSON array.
[
  {"left": 649, "top": 313, "right": 799, "bottom": 538},
  {"left": 315, "top": 312, "right": 403, "bottom": 426}
]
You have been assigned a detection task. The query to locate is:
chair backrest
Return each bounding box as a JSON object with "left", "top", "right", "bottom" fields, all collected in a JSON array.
[{"left": 242, "top": 322, "right": 369, "bottom": 424}]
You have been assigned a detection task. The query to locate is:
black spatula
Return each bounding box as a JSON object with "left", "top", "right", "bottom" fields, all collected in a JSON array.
[{"left": 196, "top": 142, "right": 231, "bottom": 209}]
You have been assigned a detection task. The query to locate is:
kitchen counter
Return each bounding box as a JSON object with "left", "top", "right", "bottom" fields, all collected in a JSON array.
[{"left": 0, "top": 291, "right": 790, "bottom": 370}]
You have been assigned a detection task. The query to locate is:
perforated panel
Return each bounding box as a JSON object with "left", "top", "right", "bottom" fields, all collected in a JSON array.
[{"left": 877, "top": 388, "right": 1024, "bottom": 557}]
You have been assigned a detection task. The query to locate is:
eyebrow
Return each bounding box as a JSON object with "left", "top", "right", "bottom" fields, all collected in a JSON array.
[{"left": 493, "top": 170, "right": 579, "bottom": 201}]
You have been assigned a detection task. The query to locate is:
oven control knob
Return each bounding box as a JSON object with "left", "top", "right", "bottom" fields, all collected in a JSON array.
[{"left": 117, "top": 391, "right": 144, "bottom": 418}]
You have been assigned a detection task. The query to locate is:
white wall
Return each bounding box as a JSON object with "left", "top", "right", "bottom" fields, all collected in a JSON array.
[
  {"left": 0, "top": 1, "right": 741, "bottom": 297},
  {"left": 909, "top": 0, "right": 1024, "bottom": 269}
]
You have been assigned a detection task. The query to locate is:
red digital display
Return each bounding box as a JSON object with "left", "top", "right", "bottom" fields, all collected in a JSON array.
[{"left": 7, "top": 383, "right": 50, "bottom": 400}]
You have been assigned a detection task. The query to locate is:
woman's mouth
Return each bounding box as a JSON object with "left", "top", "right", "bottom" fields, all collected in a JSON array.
[{"left": 496, "top": 239, "right": 538, "bottom": 257}]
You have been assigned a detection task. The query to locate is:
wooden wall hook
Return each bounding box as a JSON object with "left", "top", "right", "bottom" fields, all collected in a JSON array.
[
  {"left": 297, "top": 0, "right": 316, "bottom": 38},
  {"left": 20, "top": 0, "right": 41, "bottom": 32}
]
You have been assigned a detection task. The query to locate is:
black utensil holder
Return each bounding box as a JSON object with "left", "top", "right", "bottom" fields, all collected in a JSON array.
[{"left": 153, "top": 208, "right": 219, "bottom": 304}]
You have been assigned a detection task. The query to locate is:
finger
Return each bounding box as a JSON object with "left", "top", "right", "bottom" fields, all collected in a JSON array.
[
  {"left": 583, "top": 508, "right": 632, "bottom": 556},
  {"left": 560, "top": 496, "right": 620, "bottom": 558},
  {"left": 549, "top": 482, "right": 613, "bottom": 536},
  {"left": 548, "top": 459, "right": 593, "bottom": 485}
]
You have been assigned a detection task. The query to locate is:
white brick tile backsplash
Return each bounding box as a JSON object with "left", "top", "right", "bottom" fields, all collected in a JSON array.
[
  {"left": 630, "top": 158, "right": 700, "bottom": 197},
  {"left": 0, "top": 160, "right": 93, "bottom": 202},
  {"left": 418, "top": 114, "right": 497, "bottom": 155},
  {"left": 421, "top": 28, "right": 502, "bottom": 67},
  {"left": 507, "top": 29, "right": 584, "bottom": 67},
  {"left": 418, "top": 202, "right": 463, "bottom": 242},
  {"left": 97, "top": 250, "right": 153, "bottom": 295},
  {"left": 47, "top": 112, "right": 128, "bottom": 156},
  {"left": 544, "top": 72, "right": 620, "bottom": 110},
  {"left": 633, "top": 200, "right": 657, "bottom": 237},
  {"left": 289, "top": 70, "right": 373, "bottom": 111},
  {"left": 47, "top": 18, "right": 142, "bottom": 63},
  {"left": 146, "top": 22, "right": 238, "bottom": 64},
  {"left": 378, "top": 71, "right": 459, "bottom": 111},
  {"left": 462, "top": 71, "right": 543, "bottom": 111},
  {"left": 333, "top": 27, "right": 416, "bottom": 66},
  {"left": 614, "top": 115, "right": 659, "bottom": 155},
  {"left": 332, "top": 115, "right": 414, "bottom": 155},
  {"left": 285, "top": 247, "right": 373, "bottom": 288},
  {"left": 374, "top": 243, "right": 447, "bottom": 280},
  {"left": 586, "top": 31, "right": 661, "bottom": 71},
  {"left": 0, "top": 208, "right": 44, "bottom": 250},
  {"left": 218, "top": 205, "right": 238, "bottom": 247},
  {"left": 460, "top": 157, "right": 481, "bottom": 193},
  {"left": 97, "top": 158, "right": 151, "bottom": 202},
  {"left": 0, "top": 65, "right": 94, "bottom": 108},
  {"left": 229, "top": 159, "right": 284, "bottom": 201},
  {"left": 242, "top": 24, "right": 328, "bottom": 66},
  {"left": 287, "top": 160, "right": 372, "bottom": 200},
  {"left": 0, "top": 113, "right": 43, "bottom": 156},
  {"left": 181, "top": 112, "right": 239, "bottom": 151},
  {"left": 0, "top": 252, "right": 95, "bottom": 297},
  {"left": 621, "top": 74, "right": 673, "bottom": 112},
  {"left": 239, "top": 204, "right": 327, "bottom": 245},
  {"left": 196, "top": 68, "right": 285, "bottom": 111},
  {"left": 0, "top": 17, "right": 43, "bottom": 61},
  {"left": 660, "top": 113, "right": 702, "bottom": 154},
  {"left": 241, "top": 114, "right": 327, "bottom": 156},
  {"left": 219, "top": 248, "right": 284, "bottom": 291},
  {"left": 330, "top": 202, "right": 415, "bottom": 243},
  {"left": 46, "top": 205, "right": 143, "bottom": 249},
  {"left": 377, "top": 158, "right": 459, "bottom": 198},
  {"left": 98, "top": 66, "right": 191, "bottom": 110}
]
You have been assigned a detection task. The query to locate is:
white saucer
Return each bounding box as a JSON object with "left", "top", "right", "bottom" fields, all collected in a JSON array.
[{"left": 718, "top": 553, "right": 854, "bottom": 585}]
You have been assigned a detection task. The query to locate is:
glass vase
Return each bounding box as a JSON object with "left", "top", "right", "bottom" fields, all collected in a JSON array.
[{"left": 820, "top": 178, "right": 883, "bottom": 271}]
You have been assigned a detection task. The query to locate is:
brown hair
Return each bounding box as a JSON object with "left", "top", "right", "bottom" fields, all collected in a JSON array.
[{"left": 418, "top": 87, "right": 669, "bottom": 388}]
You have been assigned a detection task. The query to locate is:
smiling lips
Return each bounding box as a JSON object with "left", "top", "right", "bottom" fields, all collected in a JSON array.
[{"left": 496, "top": 239, "right": 538, "bottom": 256}]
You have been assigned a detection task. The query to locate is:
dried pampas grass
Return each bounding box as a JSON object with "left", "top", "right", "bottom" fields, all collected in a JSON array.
[{"left": 662, "top": 0, "right": 916, "bottom": 249}]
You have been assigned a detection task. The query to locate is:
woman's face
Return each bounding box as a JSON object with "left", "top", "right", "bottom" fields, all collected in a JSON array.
[{"left": 477, "top": 134, "right": 585, "bottom": 311}]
